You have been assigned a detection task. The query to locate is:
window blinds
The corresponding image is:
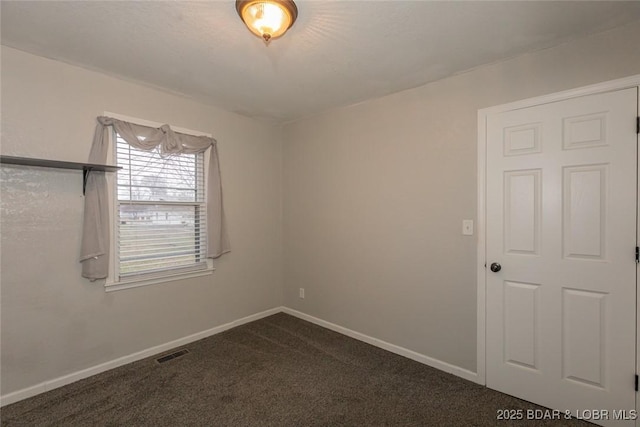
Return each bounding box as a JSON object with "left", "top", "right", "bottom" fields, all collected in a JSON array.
[{"left": 116, "top": 135, "right": 207, "bottom": 278}]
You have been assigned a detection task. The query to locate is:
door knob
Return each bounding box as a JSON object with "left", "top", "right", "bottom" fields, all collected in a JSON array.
[{"left": 490, "top": 262, "right": 501, "bottom": 272}]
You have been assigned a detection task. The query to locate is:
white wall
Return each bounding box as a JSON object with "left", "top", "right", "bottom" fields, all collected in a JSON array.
[
  {"left": 282, "top": 22, "right": 640, "bottom": 373},
  {"left": 0, "top": 47, "right": 283, "bottom": 395}
]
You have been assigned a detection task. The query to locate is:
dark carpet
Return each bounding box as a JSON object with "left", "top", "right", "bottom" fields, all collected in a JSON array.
[{"left": 1, "top": 313, "right": 591, "bottom": 426}]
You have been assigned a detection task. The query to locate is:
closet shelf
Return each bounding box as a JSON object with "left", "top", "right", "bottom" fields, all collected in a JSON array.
[{"left": 0, "top": 155, "right": 121, "bottom": 195}]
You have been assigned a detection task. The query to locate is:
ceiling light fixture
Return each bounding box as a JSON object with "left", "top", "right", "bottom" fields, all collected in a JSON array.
[{"left": 236, "top": 0, "right": 298, "bottom": 45}]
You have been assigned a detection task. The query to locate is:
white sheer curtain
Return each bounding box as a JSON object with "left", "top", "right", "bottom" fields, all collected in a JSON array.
[{"left": 80, "top": 116, "right": 230, "bottom": 280}]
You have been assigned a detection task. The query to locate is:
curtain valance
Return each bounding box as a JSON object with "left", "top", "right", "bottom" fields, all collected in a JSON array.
[{"left": 80, "top": 116, "right": 230, "bottom": 280}]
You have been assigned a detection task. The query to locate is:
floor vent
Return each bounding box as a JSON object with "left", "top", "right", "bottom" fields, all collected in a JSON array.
[{"left": 156, "top": 349, "right": 189, "bottom": 364}]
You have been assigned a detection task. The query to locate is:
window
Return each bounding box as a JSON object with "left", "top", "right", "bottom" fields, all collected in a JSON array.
[
  {"left": 114, "top": 133, "right": 208, "bottom": 282},
  {"left": 81, "top": 112, "right": 228, "bottom": 289}
]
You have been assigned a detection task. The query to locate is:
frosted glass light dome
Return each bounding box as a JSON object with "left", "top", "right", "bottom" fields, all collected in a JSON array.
[{"left": 236, "top": 0, "right": 298, "bottom": 44}]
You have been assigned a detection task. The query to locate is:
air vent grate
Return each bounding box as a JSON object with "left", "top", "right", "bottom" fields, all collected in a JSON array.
[{"left": 156, "top": 349, "right": 190, "bottom": 364}]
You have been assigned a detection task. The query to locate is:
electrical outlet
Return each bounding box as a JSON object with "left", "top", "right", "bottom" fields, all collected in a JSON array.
[
  {"left": 462, "top": 219, "right": 473, "bottom": 236},
  {"left": 299, "top": 288, "right": 305, "bottom": 299}
]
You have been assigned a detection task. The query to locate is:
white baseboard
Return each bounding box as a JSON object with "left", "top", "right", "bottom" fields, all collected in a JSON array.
[
  {"left": 0, "top": 307, "right": 282, "bottom": 407},
  {"left": 2, "top": 305, "right": 480, "bottom": 407},
  {"left": 281, "top": 307, "right": 480, "bottom": 384}
]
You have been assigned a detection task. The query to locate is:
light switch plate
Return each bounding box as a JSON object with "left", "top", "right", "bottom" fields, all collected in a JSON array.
[{"left": 462, "top": 220, "right": 473, "bottom": 236}]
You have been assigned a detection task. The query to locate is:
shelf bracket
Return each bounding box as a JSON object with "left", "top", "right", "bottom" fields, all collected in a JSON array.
[{"left": 82, "top": 167, "right": 92, "bottom": 196}]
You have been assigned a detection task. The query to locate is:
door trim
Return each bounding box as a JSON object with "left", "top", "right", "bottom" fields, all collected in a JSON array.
[{"left": 476, "top": 74, "right": 640, "bottom": 386}]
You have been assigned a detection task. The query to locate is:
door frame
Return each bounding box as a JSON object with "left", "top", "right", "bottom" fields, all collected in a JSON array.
[{"left": 476, "top": 74, "right": 640, "bottom": 389}]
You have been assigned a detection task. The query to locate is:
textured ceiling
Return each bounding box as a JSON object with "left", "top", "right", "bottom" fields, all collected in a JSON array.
[{"left": 2, "top": 1, "right": 640, "bottom": 122}]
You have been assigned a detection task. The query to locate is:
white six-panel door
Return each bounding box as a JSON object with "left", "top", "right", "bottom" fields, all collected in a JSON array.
[{"left": 485, "top": 88, "right": 638, "bottom": 426}]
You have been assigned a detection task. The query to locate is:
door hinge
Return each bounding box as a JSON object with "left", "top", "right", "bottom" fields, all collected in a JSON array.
[
  {"left": 636, "top": 246, "right": 639, "bottom": 263},
  {"left": 635, "top": 375, "right": 638, "bottom": 391},
  {"left": 637, "top": 116, "right": 640, "bottom": 134}
]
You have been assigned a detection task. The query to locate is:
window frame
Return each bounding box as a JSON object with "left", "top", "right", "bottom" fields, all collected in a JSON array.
[{"left": 103, "top": 112, "right": 214, "bottom": 292}]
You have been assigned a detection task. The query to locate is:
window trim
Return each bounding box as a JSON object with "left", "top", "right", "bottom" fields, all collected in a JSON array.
[{"left": 103, "top": 112, "right": 214, "bottom": 292}]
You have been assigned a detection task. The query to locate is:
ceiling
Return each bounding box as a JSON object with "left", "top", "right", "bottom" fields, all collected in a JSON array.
[{"left": 2, "top": 1, "right": 640, "bottom": 122}]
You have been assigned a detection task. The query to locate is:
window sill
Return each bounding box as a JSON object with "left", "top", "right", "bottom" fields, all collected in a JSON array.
[{"left": 105, "top": 264, "right": 215, "bottom": 292}]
